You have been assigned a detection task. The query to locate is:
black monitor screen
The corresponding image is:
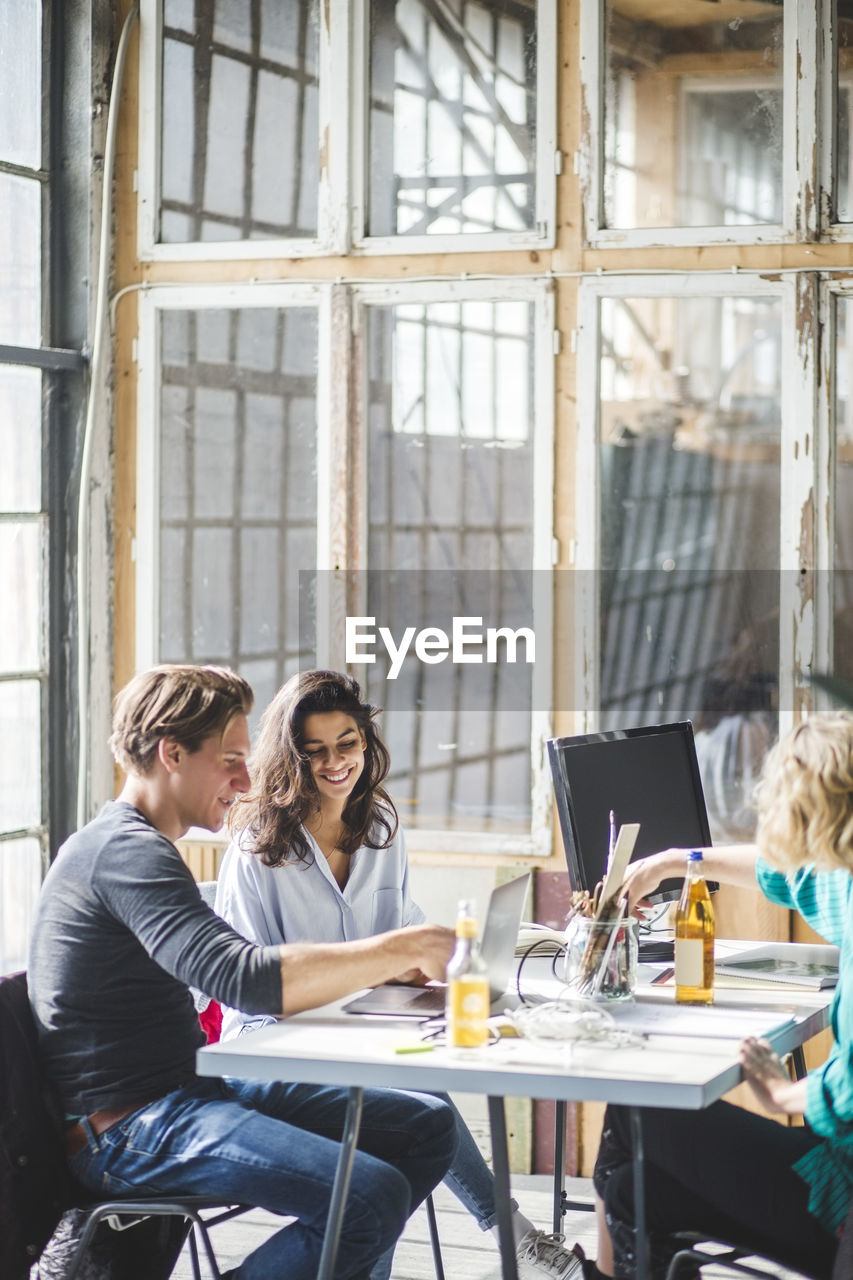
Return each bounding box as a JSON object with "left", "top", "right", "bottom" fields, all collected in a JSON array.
[{"left": 547, "top": 722, "right": 712, "bottom": 904}]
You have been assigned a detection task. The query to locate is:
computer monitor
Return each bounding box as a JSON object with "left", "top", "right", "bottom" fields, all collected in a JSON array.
[{"left": 547, "top": 721, "right": 713, "bottom": 905}]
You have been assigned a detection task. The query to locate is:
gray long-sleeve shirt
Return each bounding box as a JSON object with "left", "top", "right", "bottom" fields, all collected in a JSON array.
[{"left": 28, "top": 801, "right": 282, "bottom": 1115}]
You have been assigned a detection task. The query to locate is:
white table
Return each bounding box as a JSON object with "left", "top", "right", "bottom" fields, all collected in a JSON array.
[{"left": 197, "top": 959, "right": 832, "bottom": 1280}]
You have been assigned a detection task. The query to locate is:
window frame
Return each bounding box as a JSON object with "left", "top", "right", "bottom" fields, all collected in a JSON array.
[
  {"left": 349, "top": 0, "right": 558, "bottom": 255},
  {"left": 0, "top": 0, "right": 94, "bottom": 969},
  {"left": 137, "top": 0, "right": 349, "bottom": 260},
  {"left": 136, "top": 275, "right": 555, "bottom": 857},
  {"left": 579, "top": 0, "right": 819, "bottom": 248},
  {"left": 574, "top": 270, "right": 822, "bottom": 737},
  {"left": 135, "top": 281, "right": 332, "bottom": 667},
  {"left": 349, "top": 276, "right": 555, "bottom": 856},
  {"left": 137, "top": 0, "right": 557, "bottom": 261}
]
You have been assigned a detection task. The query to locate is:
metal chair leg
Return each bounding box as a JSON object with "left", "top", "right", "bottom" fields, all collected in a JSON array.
[
  {"left": 187, "top": 1222, "right": 202, "bottom": 1280},
  {"left": 425, "top": 1192, "right": 446, "bottom": 1280}
]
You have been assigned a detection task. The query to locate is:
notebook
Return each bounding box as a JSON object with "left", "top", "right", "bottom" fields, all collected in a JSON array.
[
  {"left": 714, "top": 942, "right": 839, "bottom": 990},
  {"left": 342, "top": 873, "right": 531, "bottom": 1018}
]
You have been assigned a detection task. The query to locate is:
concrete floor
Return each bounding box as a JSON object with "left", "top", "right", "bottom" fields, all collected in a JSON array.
[{"left": 169, "top": 1173, "right": 804, "bottom": 1279}]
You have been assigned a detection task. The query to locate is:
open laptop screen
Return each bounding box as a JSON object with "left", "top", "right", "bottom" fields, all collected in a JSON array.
[{"left": 547, "top": 722, "right": 712, "bottom": 905}]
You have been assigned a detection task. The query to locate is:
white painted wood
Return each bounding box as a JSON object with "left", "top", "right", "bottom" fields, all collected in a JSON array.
[
  {"left": 353, "top": 0, "right": 557, "bottom": 255},
  {"left": 779, "top": 274, "right": 819, "bottom": 737},
  {"left": 136, "top": 0, "right": 334, "bottom": 261},
  {"left": 580, "top": 0, "right": 809, "bottom": 249}
]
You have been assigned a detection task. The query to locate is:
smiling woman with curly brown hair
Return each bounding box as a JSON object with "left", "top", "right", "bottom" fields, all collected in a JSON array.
[{"left": 214, "top": 669, "right": 583, "bottom": 1280}]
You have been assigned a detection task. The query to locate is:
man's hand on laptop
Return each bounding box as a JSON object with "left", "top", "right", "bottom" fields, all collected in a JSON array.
[
  {"left": 279, "top": 923, "right": 456, "bottom": 1015},
  {"left": 402, "top": 924, "right": 456, "bottom": 983}
]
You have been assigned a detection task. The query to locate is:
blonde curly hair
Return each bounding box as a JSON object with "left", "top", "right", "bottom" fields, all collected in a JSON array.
[{"left": 756, "top": 713, "right": 853, "bottom": 871}]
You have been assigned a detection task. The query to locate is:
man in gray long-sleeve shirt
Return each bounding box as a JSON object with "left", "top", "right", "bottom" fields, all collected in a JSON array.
[{"left": 29, "top": 664, "right": 457, "bottom": 1280}]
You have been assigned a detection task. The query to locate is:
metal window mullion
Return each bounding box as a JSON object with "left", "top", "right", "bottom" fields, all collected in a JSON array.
[{"left": 0, "top": 344, "right": 85, "bottom": 371}]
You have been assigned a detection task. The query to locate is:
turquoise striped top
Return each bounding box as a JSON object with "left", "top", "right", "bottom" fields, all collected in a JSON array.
[{"left": 757, "top": 856, "right": 853, "bottom": 1233}]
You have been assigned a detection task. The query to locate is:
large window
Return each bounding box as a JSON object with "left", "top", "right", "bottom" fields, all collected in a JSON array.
[
  {"left": 576, "top": 275, "right": 820, "bottom": 845},
  {"left": 361, "top": 292, "right": 546, "bottom": 840},
  {"left": 582, "top": 0, "right": 821, "bottom": 247},
  {"left": 0, "top": 0, "right": 87, "bottom": 972},
  {"left": 0, "top": 2, "right": 47, "bottom": 974},
  {"left": 137, "top": 281, "right": 553, "bottom": 853},
  {"left": 158, "top": 0, "right": 321, "bottom": 244},
  {"left": 366, "top": 0, "right": 539, "bottom": 238},
  {"left": 138, "top": 0, "right": 557, "bottom": 258}
]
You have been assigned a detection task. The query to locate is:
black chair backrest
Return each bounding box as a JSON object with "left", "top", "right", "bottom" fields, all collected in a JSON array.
[
  {"left": 0, "top": 971, "right": 72, "bottom": 1280},
  {"left": 833, "top": 1193, "right": 853, "bottom": 1279}
]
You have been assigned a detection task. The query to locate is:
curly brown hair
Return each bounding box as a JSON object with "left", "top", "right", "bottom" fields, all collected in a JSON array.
[
  {"left": 755, "top": 713, "right": 853, "bottom": 871},
  {"left": 228, "top": 669, "right": 398, "bottom": 866}
]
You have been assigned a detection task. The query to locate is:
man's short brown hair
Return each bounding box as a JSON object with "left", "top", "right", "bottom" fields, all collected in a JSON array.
[{"left": 110, "top": 665, "right": 254, "bottom": 775}]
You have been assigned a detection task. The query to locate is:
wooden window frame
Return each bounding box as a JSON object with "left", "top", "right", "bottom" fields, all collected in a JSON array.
[
  {"left": 574, "top": 271, "right": 823, "bottom": 737},
  {"left": 579, "top": 0, "right": 820, "bottom": 248},
  {"left": 137, "top": 0, "right": 557, "bottom": 261}
]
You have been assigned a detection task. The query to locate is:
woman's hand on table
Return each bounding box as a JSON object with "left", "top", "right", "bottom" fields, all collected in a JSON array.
[{"left": 739, "top": 1036, "right": 808, "bottom": 1115}]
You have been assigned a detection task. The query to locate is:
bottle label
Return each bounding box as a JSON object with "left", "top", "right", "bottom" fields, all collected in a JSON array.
[
  {"left": 447, "top": 976, "right": 489, "bottom": 1047},
  {"left": 675, "top": 938, "right": 704, "bottom": 988}
]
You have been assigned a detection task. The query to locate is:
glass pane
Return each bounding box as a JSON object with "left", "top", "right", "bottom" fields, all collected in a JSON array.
[
  {"left": 0, "top": 1, "right": 40, "bottom": 168},
  {"left": 0, "top": 365, "right": 41, "bottom": 512},
  {"left": 160, "top": 0, "right": 320, "bottom": 243},
  {"left": 603, "top": 1, "right": 783, "bottom": 232},
  {"left": 0, "top": 680, "right": 41, "bottom": 833},
  {"left": 599, "top": 294, "right": 781, "bottom": 842},
  {"left": 159, "top": 307, "right": 318, "bottom": 685},
  {"left": 368, "top": 0, "right": 538, "bottom": 237},
  {"left": 0, "top": 522, "right": 43, "bottom": 672},
  {"left": 0, "top": 837, "right": 42, "bottom": 976},
  {"left": 0, "top": 174, "right": 41, "bottom": 345},
  {"left": 365, "top": 301, "right": 535, "bottom": 833},
  {"left": 834, "top": 296, "right": 853, "bottom": 673}
]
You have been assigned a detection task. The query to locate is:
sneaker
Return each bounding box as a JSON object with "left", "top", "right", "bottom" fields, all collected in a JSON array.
[{"left": 515, "top": 1229, "right": 585, "bottom": 1278}]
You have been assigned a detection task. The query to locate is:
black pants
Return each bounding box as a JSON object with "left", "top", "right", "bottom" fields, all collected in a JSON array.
[{"left": 593, "top": 1102, "right": 837, "bottom": 1280}]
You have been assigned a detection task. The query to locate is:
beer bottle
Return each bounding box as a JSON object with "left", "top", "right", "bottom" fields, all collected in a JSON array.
[
  {"left": 674, "top": 850, "right": 715, "bottom": 1005},
  {"left": 446, "top": 900, "right": 490, "bottom": 1048}
]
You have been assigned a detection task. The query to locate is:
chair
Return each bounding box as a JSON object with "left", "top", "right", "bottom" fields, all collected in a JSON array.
[
  {"left": 665, "top": 1235, "right": 804, "bottom": 1279},
  {"left": 0, "top": 970, "right": 249, "bottom": 1280}
]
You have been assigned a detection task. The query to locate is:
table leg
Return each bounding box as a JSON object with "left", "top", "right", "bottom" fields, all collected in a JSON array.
[
  {"left": 488, "top": 1096, "right": 520, "bottom": 1280},
  {"left": 553, "top": 1099, "right": 566, "bottom": 1234},
  {"left": 317, "top": 1085, "right": 364, "bottom": 1280},
  {"left": 629, "top": 1107, "right": 648, "bottom": 1280}
]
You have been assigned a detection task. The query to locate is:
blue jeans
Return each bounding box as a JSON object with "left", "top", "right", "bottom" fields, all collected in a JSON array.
[
  {"left": 369, "top": 1093, "right": 518, "bottom": 1280},
  {"left": 67, "top": 1077, "right": 457, "bottom": 1280}
]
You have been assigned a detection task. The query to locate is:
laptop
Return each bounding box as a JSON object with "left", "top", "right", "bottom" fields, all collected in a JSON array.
[{"left": 342, "top": 873, "right": 531, "bottom": 1018}]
